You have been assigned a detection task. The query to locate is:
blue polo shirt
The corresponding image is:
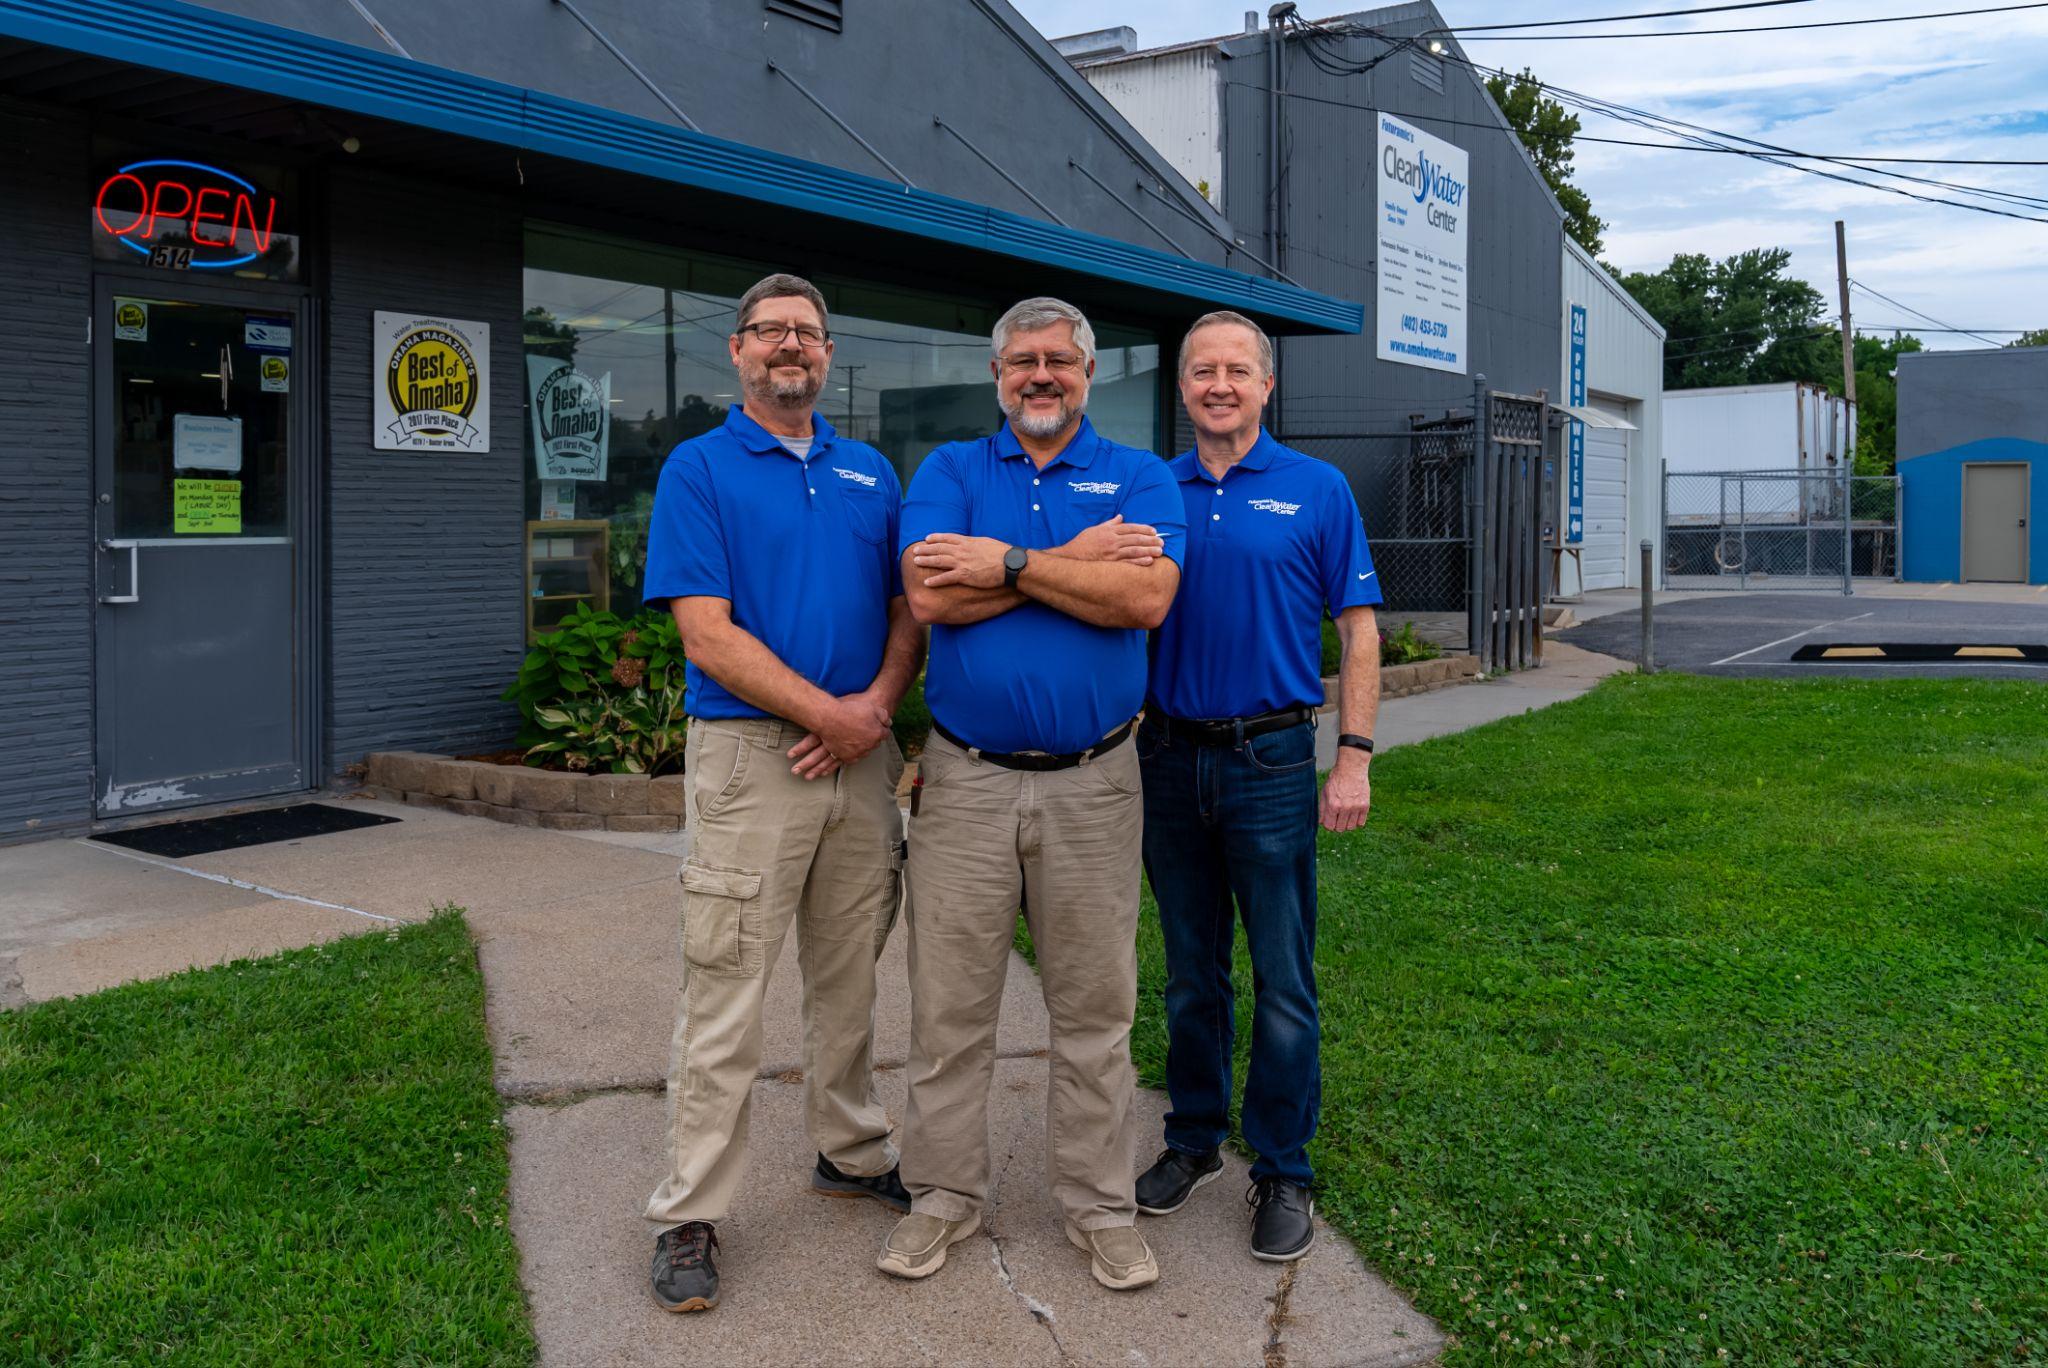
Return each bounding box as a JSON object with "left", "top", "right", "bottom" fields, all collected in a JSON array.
[
  {"left": 900, "top": 417, "right": 1185, "bottom": 754},
  {"left": 643, "top": 407, "right": 902, "bottom": 720},
  {"left": 1148, "top": 430, "right": 1382, "bottom": 719}
]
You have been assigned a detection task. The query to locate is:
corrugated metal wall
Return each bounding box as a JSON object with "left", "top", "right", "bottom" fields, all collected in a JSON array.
[
  {"left": 0, "top": 107, "right": 94, "bottom": 838},
  {"left": 323, "top": 168, "right": 526, "bottom": 770},
  {"left": 1082, "top": 47, "right": 1224, "bottom": 209}
]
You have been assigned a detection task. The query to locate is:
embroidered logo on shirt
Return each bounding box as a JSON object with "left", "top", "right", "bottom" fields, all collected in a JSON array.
[
  {"left": 1068, "top": 480, "right": 1121, "bottom": 495},
  {"left": 832, "top": 466, "right": 878, "bottom": 488},
  {"left": 1358, "top": 571, "right": 1376, "bottom": 581},
  {"left": 1248, "top": 498, "right": 1303, "bottom": 516}
]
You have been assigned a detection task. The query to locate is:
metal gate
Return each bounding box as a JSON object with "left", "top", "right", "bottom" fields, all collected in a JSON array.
[
  {"left": 1662, "top": 467, "right": 1900, "bottom": 592},
  {"left": 1280, "top": 383, "right": 1548, "bottom": 673}
]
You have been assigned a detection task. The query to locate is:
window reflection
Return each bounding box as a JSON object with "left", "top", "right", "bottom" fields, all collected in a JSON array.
[{"left": 522, "top": 225, "right": 1160, "bottom": 621}]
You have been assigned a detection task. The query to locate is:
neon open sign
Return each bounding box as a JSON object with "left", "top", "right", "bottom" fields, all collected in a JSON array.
[{"left": 93, "top": 160, "right": 282, "bottom": 270}]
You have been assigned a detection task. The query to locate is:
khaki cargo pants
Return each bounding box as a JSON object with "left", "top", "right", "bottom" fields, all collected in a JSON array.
[
  {"left": 901, "top": 729, "right": 1144, "bottom": 1233},
  {"left": 645, "top": 716, "right": 905, "bottom": 1232}
]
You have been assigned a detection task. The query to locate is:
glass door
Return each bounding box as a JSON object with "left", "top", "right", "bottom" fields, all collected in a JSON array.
[{"left": 93, "top": 282, "right": 310, "bottom": 816}]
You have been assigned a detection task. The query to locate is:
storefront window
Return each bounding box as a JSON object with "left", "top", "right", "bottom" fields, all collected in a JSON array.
[{"left": 521, "top": 224, "right": 1159, "bottom": 634}]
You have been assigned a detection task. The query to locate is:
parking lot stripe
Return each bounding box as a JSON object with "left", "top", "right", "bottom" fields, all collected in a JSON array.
[{"left": 1708, "top": 611, "right": 1874, "bottom": 667}]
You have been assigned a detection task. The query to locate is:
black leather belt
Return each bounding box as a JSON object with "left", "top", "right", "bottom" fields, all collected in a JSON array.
[
  {"left": 931, "top": 719, "right": 1135, "bottom": 772},
  {"left": 1146, "top": 705, "right": 1314, "bottom": 746}
]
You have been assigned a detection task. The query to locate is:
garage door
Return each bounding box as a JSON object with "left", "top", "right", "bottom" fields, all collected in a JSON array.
[{"left": 1580, "top": 427, "right": 1630, "bottom": 590}]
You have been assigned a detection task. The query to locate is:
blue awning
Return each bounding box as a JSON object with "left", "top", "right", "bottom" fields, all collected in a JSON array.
[{"left": 1, "top": 0, "right": 1363, "bottom": 335}]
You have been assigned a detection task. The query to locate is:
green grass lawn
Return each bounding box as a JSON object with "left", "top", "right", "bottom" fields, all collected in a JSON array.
[
  {"left": 1130, "top": 675, "right": 2048, "bottom": 1365},
  {"left": 0, "top": 908, "right": 534, "bottom": 1366}
]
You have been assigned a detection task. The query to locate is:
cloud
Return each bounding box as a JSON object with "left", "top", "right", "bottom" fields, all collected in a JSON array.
[{"left": 1012, "top": 0, "right": 2048, "bottom": 347}]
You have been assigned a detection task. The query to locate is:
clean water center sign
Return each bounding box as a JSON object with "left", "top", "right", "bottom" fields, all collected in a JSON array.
[{"left": 1375, "top": 112, "right": 1469, "bottom": 375}]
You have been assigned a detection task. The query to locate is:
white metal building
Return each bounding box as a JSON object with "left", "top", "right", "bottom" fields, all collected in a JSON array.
[{"left": 1560, "top": 238, "right": 1667, "bottom": 593}]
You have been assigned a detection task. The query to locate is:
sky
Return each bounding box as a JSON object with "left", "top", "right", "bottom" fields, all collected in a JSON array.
[{"left": 1009, "top": 0, "right": 2048, "bottom": 351}]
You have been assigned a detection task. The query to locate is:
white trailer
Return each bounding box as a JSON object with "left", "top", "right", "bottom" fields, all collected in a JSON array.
[{"left": 1664, "top": 382, "right": 1855, "bottom": 525}]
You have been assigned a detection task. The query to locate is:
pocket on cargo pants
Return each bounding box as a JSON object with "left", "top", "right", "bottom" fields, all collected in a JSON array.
[{"left": 680, "top": 860, "right": 765, "bottom": 977}]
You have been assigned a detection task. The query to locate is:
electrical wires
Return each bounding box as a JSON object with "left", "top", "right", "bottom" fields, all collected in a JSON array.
[
  {"left": 1447, "top": 1, "right": 2048, "bottom": 42},
  {"left": 1293, "top": 16, "right": 2048, "bottom": 227}
]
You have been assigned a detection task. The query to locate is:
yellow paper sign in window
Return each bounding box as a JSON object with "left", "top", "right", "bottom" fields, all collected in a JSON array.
[{"left": 174, "top": 478, "right": 243, "bottom": 534}]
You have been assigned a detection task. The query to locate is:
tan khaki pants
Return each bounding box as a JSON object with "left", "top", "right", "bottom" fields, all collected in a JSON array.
[
  {"left": 901, "top": 730, "right": 1143, "bottom": 1232},
  {"left": 645, "top": 716, "right": 904, "bottom": 1231}
]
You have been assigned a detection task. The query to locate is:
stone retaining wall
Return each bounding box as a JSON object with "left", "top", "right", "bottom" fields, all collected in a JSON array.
[
  {"left": 1321, "top": 653, "right": 1481, "bottom": 709},
  {"left": 360, "top": 752, "right": 684, "bottom": 832}
]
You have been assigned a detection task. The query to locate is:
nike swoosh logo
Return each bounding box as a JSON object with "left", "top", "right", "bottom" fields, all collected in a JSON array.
[{"left": 1358, "top": 571, "right": 1375, "bottom": 581}]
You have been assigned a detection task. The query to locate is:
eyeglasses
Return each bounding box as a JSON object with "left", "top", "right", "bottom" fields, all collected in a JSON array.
[
  {"left": 998, "top": 352, "right": 1086, "bottom": 375},
  {"left": 739, "top": 322, "right": 830, "bottom": 348}
]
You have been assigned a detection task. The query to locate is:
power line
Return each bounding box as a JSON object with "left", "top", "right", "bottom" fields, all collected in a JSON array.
[
  {"left": 1848, "top": 279, "right": 2003, "bottom": 344},
  {"left": 1221, "top": 81, "right": 2048, "bottom": 167},
  {"left": 1451, "top": 0, "right": 2048, "bottom": 40},
  {"left": 1573, "top": 135, "right": 2048, "bottom": 166},
  {"left": 1369, "top": 31, "right": 2048, "bottom": 224},
  {"left": 1438, "top": 0, "right": 1817, "bottom": 32}
]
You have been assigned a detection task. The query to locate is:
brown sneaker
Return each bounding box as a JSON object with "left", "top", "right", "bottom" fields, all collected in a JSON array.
[
  {"left": 877, "top": 1211, "right": 980, "bottom": 1280},
  {"left": 1066, "top": 1223, "right": 1160, "bottom": 1290}
]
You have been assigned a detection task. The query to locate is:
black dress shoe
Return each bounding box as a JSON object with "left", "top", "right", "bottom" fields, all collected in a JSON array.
[
  {"left": 651, "top": 1221, "right": 720, "bottom": 1312},
  {"left": 1135, "top": 1146, "right": 1223, "bottom": 1215},
  {"left": 1248, "top": 1178, "right": 1315, "bottom": 1262},
  {"left": 811, "top": 1153, "right": 912, "bottom": 1212}
]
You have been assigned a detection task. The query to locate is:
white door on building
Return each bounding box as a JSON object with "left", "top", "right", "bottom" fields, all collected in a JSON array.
[{"left": 1580, "top": 426, "right": 1631, "bottom": 590}]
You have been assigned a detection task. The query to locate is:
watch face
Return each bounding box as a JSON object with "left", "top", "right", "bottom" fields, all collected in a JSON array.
[{"left": 1005, "top": 546, "right": 1029, "bottom": 570}]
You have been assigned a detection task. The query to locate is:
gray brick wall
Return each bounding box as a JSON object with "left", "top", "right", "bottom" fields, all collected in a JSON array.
[
  {"left": 323, "top": 167, "right": 526, "bottom": 771},
  {"left": 0, "top": 106, "right": 93, "bottom": 838}
]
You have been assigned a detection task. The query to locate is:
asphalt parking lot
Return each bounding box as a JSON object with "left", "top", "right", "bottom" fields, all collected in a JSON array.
[{"left": 1558, "top": 590, "right": 2048, "bottom": 680}]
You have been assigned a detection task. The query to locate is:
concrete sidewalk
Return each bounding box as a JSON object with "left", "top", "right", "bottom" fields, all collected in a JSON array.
[
  {"left": 1, "top": 799, "right": 1443, "bottom": 1366},
  {"left": 0, "top": 648, "right": 1646, "bottom": 1365}
]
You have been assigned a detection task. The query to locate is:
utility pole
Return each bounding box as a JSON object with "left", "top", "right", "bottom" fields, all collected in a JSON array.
[
  {"left": 840, "top": 363, "right": 864, "bottom": 434},
  {"left": 1834, "top": 220, "right": 1856, "bottom": 595},
  {"left": 1833, "top": 220, "right": 1856, "bottom": 406}
]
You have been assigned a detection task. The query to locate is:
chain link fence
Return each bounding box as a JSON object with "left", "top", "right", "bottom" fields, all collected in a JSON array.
[
  {"left": 1280, "top": 388, "right": 1548, "bottom": 672},
  {"left": 1663, "top": 468, "right": 1899, "bottom": 591}
]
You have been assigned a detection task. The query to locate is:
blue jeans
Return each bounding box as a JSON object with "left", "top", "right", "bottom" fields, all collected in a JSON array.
[{"left": 1138, "top": 715, "right": 1321, "bottom": 1186}]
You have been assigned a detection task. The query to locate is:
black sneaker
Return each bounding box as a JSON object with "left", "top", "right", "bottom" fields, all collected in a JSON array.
[
  {"left": 812, "top": 1153, "right": 912, "bottom": 1212},
  {"left": 651, "top": 1221, "right": 719, "bottom": 1312},
  {"left": 1135, "top": 1146, "right": 1223, "bottom": 1216},
  {"left": 1248, "top": 1178, "right": 1315, "bottom": 1262}
]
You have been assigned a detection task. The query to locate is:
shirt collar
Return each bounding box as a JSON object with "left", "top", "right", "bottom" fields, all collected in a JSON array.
[
  {"left": 725, "top": 405, "right": 837, "bottom": 460},
  {"left": 994, "top": 415, "right": 1101, "bottom": 471},
  {"left": 1173, "top": 427, "right": 1278, "bottom": 484}
]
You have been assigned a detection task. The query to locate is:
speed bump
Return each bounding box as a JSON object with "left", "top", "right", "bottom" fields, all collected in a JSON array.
[{"left": 1789, "top": 643, "right": 2048, "bottom": 663}]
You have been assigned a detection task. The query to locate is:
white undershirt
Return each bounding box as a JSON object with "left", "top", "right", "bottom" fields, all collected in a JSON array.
[{"left": 778, "top": 434, "right": 814, "bottom": 460}]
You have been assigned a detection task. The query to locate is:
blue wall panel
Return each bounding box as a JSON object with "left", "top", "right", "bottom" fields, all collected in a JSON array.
[{"left": 1898, "top": 438, "right": 2048, "bottom": 584}]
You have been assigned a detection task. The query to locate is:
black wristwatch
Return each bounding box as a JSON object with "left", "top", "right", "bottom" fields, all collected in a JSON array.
[
  {"left": 1338, "top": 733, "right": 1375, "bottom": 755},
  {"left": 1002, "top": 544, "right": 1029, "bottom": 588}
]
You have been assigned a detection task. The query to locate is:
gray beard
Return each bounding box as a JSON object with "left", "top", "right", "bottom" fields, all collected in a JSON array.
[
  {"left": 1004, "top": 397, "right": 1078, "bottom": 439},
  {"left": 746, "top": 368, "right": 822, "bottom": 409}
]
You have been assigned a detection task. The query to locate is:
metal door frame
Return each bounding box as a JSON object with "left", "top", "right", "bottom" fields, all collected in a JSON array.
[
  {"left": 90, "top": 270, "right": 323, "bottom": 817},
  {"left": 1961, "top": 461, "right": 2029, "bottom": 584}
]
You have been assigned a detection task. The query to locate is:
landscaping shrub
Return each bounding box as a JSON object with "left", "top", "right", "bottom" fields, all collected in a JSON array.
[
  {"left": 1319, "top": 616, "right": 1446, "bottom": 675},
  {"left": 501, "top": 604, "right": 685, "bottom": 774}
]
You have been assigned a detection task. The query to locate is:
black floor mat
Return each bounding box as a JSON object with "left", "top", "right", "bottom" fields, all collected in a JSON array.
[
  {"left": 93, "top": 802, "right": 401, "bottom": 859},
  {"left": 1790, "top": 642, "right": 2048, "bottom": 663}
]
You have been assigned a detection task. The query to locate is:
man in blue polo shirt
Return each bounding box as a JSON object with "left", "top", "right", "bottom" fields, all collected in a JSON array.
[
  {"left": 876, "top": 297, "right": 1184, "bottom": 1292},
  {"left": 1132, "top": 310, "right": 1381, "bottom": 1263},
  {"left": 638, "top": 274, "right": 925, "bottom": 1314}
]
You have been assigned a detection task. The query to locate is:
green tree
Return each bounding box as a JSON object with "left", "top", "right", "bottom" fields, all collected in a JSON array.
[
  {"left": 1850, "top": 332, "right": 1923, "bottom": 474},
  {"left": 1623, "top": 248, "right": 1833, "bottom": 390},
  {"left": 2007, "top": 328, "right": 2048, "bottom": 347},
  {"left": 1484, "top": 68, "right": 1605, "bottom": 257}
]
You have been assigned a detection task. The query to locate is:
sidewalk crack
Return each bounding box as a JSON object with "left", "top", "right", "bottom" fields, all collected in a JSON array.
[
  {"left": 1263, "top": 1260, "right": 1301, "bottom": 1368},
  {"left": 983, "top": 1140, "right": 1073, "bottom": 1364}
]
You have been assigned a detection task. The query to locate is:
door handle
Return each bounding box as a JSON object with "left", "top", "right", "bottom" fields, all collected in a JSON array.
[{"left": 99, "top": 539, "right": 140, "bottom": 604}]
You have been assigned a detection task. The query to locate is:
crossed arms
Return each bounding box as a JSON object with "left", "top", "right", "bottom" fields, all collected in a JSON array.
[{"left": 902, "top": 516, "right": 1181, "bottom": 630}]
